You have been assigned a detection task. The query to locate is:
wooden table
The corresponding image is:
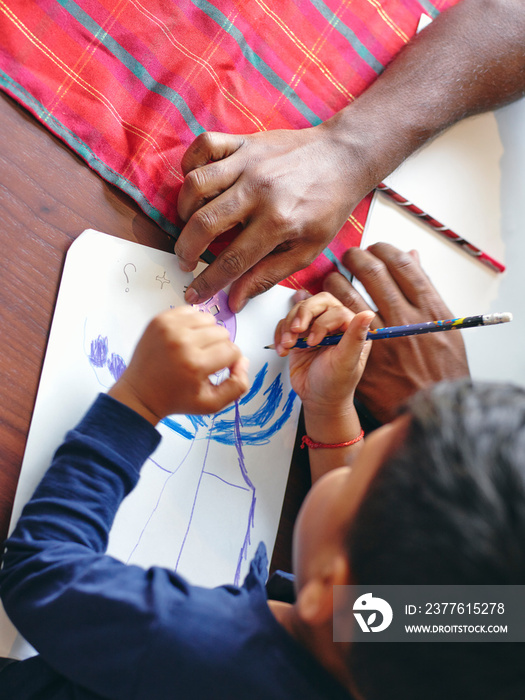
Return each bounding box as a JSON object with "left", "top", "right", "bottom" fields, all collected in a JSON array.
[{"left": 0, "top": 91, "right": 310, "bottom": 575}]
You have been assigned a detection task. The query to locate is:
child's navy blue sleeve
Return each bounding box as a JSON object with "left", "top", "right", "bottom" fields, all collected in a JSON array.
[
  {"left": 0, "top": 394, "right": 164, "bottom": 695},
  {"left": 0, "top": 395, "right": 276, "bottom": 699},
  {"left": 0, "top": 394, "right": 354, "bottom": 700}
]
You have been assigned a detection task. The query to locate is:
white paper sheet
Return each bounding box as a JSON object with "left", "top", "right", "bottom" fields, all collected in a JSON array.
[
  {"left": 0, "top": 230, "right": 301, "bottom": 659},
  {"left": 357, "top": 108, "right": 525, "bottom": 386}
]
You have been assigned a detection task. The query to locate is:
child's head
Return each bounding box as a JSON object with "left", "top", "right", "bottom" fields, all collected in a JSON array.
[{"left": 293, "top": 379, "right": 525, "bottom": 699}]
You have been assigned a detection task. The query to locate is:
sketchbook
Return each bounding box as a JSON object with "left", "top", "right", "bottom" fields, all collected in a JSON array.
[{"left": 0, "top": 230, "right": 301, "bottom": 659}]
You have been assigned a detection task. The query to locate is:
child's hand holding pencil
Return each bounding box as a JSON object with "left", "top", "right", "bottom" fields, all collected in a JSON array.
[
  {"left": 274, "top": 292, "right": 376, "bottom": 479},
  {"left": 273, "top": 292, "right": 375, "bottom": 418}
]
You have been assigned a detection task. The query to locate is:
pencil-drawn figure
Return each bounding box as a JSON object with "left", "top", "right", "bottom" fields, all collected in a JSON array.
[
  {"left": 155, "top": 271, "right": 170, "bottom": 289},
  {"left": 122, "top": 263, "right": 136, "bottom": 292},
  {"left": 84, "top": 290, "right": 297, "bottom": 585}
]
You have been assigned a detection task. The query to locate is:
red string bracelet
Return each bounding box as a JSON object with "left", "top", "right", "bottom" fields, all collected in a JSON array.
[{"left": 300, "top": 429, "right": 365, "bottom": 450}]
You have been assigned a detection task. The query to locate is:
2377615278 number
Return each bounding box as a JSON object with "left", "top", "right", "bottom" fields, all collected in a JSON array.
[{"left": 424, "top": 602, "right": 505, "bottom": 615}]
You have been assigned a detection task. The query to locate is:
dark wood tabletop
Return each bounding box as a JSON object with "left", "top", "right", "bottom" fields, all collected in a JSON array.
[{"left": 0, "top": 91, "right": 310, "bottom": 575}]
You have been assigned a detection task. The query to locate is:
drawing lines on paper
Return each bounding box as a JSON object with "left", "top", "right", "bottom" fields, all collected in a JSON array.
[
  {"left": 164, "top": 363, "right": 297, "bottom": 583},
  {"left": 84, "top": 289, "right": 297, "bottom": 584},
  {"left": 87, "top": 331, "right": 126, "bottom": 383},
  {"left": 125, "top": 442, "right": 195, "bottom": 564},
  {"left": 123, "top": 263, "right": 137, "bottom": 292},
  {"left": 156, "top": 271, "right": 170, "bottom": 289}
]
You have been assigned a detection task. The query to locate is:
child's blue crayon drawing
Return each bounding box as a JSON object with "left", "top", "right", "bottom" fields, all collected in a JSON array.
[
  {"left": 2, "top": 230, "right": 300, "bottom": 658},
  {"left": 5, "top": 229, "right": 300, "bottom": 623},
  {"left": 86, "top": 287, "right": 298, "bottom": 586}
]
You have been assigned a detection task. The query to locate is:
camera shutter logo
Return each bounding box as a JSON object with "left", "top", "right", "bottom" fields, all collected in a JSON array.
[{"left": 353, "top": 593, "right": 393, "bottom": 633}]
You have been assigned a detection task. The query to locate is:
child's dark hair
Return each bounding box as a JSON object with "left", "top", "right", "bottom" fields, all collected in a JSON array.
[{"left": 346, "top": 379, "right": 525, "bottom": 700}]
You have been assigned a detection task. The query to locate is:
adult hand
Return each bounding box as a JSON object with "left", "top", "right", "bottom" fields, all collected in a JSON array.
[
  {"left": 109, "top": 306, "right": 249, "bottom": 424},
  {"left": 273, "top": 291, "right": 374, "bottom": 417},
  {"left": 176, "top": 0, "right": 525, "bottom": 314},
  {"left": 323, "top": 243, "right": 470, "bottom": 424},
  {"left": 175, "top": 125, "right": 367, "bottom": 312}
]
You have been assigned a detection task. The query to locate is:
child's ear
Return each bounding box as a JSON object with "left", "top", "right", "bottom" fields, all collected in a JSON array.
[{"left": 296, "top": 554, "right": 350, "bottom": 627}]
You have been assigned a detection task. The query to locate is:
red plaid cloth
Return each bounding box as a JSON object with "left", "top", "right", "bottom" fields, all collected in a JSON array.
[{"left": 0, "top": 0, "right": 459, "bottom": 292}]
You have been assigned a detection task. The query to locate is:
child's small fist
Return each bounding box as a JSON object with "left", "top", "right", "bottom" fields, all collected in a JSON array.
[{"left": 109, "top": 306, "right": 249, "bottom": 424}]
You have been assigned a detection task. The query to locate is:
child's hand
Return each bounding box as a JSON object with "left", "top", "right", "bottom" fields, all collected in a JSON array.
[
  {"left": 109, "top": 306, "right": 249, "bottom": 424},
  {"left": 273, "top": 292, "right": 374, "bottom": 416},
  {"left": 323, "top": 243, "right": 470, "bottom": 423}
]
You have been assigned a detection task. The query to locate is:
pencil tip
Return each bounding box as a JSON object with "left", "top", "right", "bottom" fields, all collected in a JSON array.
[{"left": 264, "top": 344, "right": 275, "bottom": 350}]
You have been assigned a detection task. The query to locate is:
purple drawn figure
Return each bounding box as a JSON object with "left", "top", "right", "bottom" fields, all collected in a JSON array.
[
  {"left": 194, "top": 289, "right": 237, "bottom": 342},
  {"left": 86, "top": 293, "right": 297, "bottom": 586},
  {"left": 87, "top": 334, "right": 126, "bottom": 385}
]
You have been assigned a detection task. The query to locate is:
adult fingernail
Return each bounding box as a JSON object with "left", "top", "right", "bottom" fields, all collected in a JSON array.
[
  {"left": 292, "top": 290, "right": 310, "bottom": 303},
  {"left": 185, "top": 287, "right": 199, "bottom": 304},
  {"left": 178, "top": 259, "right": 194, "bottom": 272}
]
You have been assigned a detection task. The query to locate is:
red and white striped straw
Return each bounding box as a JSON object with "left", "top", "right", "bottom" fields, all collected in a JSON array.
[{"left": 376, "top": 183, "right": 505, "bottom": 273}]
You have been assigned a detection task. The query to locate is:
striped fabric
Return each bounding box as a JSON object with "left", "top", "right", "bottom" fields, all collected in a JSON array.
[{"left": 0, "top": 0, "right": 459, "bottom": 292}]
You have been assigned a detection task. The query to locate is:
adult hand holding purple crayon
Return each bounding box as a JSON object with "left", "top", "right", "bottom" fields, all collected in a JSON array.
[{"left": 323, "top": 242, "right": 471, "bottom": 424}]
